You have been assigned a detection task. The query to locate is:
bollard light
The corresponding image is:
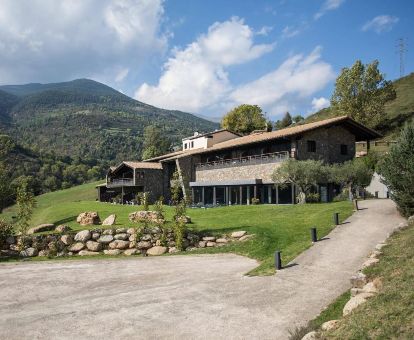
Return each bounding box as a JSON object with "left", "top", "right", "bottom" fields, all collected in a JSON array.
[
  {"left": 333, "top": 212, "right": 340, "bottom": 225},
  {"left": 311, "top": 227, "right": 318, "bottom": 243},
  {"left": 275, "top": 251, "right": 282, "bottom": 270}
]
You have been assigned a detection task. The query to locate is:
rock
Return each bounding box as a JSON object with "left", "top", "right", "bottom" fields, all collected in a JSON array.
[
  {"left": 115, "top": 227, "right": 127, "bottom": 233},
  {"left": 76, "top": 212, "right": 100, "bottom": 226},
  {"left": 114, "top": 233, "right": 128, "bottom": 241},
  {"left": 301, "top": 331, "right": 317, "bottom": 340},
  {"left": 128, "top": 211, "right": 162, "bottom": 223},
  {"left": 375, "top": 243, "right": 387, "bottom": 250},
  {"left": 92, "top": 232, "right": 100, "bottom": 240},
  {"left": 129, "top": 234, "right": 137, "bottom": 241},
  {"left": 206, "top": 241, "right": 216, "bottom": 247},
  {"left": 147, "top": 246, "right": 167, "bottom": 256},
  {"left": 361, "top": 281, "right": 379, "bottom": 294},
  {"left": 361, "top": 258, "right": 379, "bottom": 269},
  {"left": 407, "top": 215, "right": 414, "bottom": 224},
  {"left": 20, "top": 247, "right": 38, "bottom": 257},
  {"left": 38, "top": 250, "right": 50, "bottom": 257},
  {"left": 69, "top": 242, "right": 85, "bottom": 252},
  {"left": 86, "top": 241, "right": 102, "bottom": 252},
  {"left": 216, "top": 238, "right": 228, "bottom": 244},
  {"left": 202, "top": 236, "right": 216, "bottom": 242},
  {"left": 1, "top": 249, "right": 19, "bottom": 257},
  {"left": 108, "top": 240, "right": 130, "bottom": 250},
  {"left": 176, "top": 215, "right": 191, "bottom": 224},
  {"left": 150, "top": 226, "right": 162, "bottom": 234},
  {"left": 198, "top": 241, "right": 206, "bottom": 248},
  {"left": 141, "top": 234, "right": 152, "bottom": 241},
  {"left": 27, "top": 224, "right": 55, "bottom": 234},
  {"left": 369, "top": 250, "right": 382, "bottom": 258},
  {"left": 5, "top": 236, "right": 16, "bottom": 245},
  {"left": 102, "top": 214, "right": 116, "bottom": 226},
  {"left": 74, "top": 230, "right": 91, "bottom": 242},
  {"left": 103, "top": 229, "right": 114, "bottom": 235},
  {"left": 169, "top": 247, "right": 179, "bottom": 253},
  {"left": 231, "top": 231, "right": 247, "bottom": 238},
  {"left": 124, "top": 249, "right": 138, "bottom": 256},
  {"left": 127, "top": 228, "right": 136, "bottom": 234},
  {"left": 321, "top": 320, "right": 339, "bottom": 331},
  {"left": 137, "top": 241, "right": 152, "bottom": 249},
  {"left": 343, "top": 293, "right": 374, "bottom": 316},
  {"left": 78, "top": 250, "right": 100, "bottom": 256},
  {"left": 155, "top": 240, "right": 161, "bottom": 246},
  {"left": 239, "top": 234, "right": 254, "bottom": 241},
  {"left": 97, "top": 235, "right": 114, "bottom": 244},
  {"left": 104, "top": 249, "right": 122, "bottom": 255},
  {"left": 60, "top": 234, "right": 73, "bottom": 246},
  {"left": 55, "top": 225, "right": 71, "bottom": 233},
  {"left": 350, "top": 272, "right": 367, "bottom": 289}
]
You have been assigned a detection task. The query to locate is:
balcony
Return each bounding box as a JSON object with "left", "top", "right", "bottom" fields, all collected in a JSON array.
[
  {"left": 196, "top": 151, "right": 290, "bottom": 170},
  {"left": 107, "top": 178, "right": 135, "bottom": 188}
]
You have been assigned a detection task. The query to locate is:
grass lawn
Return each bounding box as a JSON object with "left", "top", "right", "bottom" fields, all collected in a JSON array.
[{"left": 1, "top": 182, "right": 353, "bottom": 275}]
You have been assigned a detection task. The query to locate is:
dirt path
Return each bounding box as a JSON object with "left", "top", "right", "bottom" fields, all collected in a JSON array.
[{"left": 0, "top": 199, "right": 405, "bottom": 339}]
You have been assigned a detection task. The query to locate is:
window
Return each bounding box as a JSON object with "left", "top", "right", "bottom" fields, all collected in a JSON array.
[
  {"left": 191, "top": 141, "right": 194, "bottom": 148},
  {"left": 184, "top": 143, "right": 187, "bottom": 149},
  {"left": 307, "top": 140, "right": 316, "bottom": 153},
  {"left": 340, "top": 144, "right": 348, "bottom": 155}
]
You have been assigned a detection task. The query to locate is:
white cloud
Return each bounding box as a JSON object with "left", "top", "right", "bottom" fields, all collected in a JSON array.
[
  {"left": 257, "top": 26, "right": 273, "bottom": 36},
  {"left": 314, "top": 0, "right": 345, "bottom": 20},
  {"left": 0, "top": 0, "right": 166, "bottom": 85},
  {"left": 229, "top": 47, "right": 335, "bottom": 116},
  {"left": 135, "top": 17, "right": 275, "bottom": 112},
  {"left": 282, "top": 25, "right": 301, "bottom": 38},
  {"left": 311, "top": 97, "right": 330, "bottom": 111},
  {"left": 362, "top": 15, "right": 399, "bottom": 34}
]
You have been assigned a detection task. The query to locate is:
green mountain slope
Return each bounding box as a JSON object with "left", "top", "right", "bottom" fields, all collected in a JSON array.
[
  {"left": 305, "top": 73, "right": 414, "bottom": 138},
  {"left": 0, "top": 79, "right": 218, "bottom": 163}
]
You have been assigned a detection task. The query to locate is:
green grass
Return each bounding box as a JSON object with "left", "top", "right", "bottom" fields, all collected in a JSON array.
[
  {"left": 1, "top": 182, "right": 353, "bottom": 275},
  {"left": 323, "top": 223, "right": 414, "bottom": 339}
]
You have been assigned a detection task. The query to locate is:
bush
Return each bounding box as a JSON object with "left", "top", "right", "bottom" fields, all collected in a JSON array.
[
  {"left": 305, "top": 193, "right": 320, "bottom": 203},
  {"left": 333, "top": 189, "right": 350, "bottom": 202},
  {"left": 0, "top": 219, "right": 13, "bottom": 246},
  {"left": 251, "top": 197, "right": 260, "bottom": 205}
]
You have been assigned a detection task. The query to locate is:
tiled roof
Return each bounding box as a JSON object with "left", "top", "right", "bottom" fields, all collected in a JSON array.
[
  {"left": 123, "top": 161, "right": 163, "bottom": 169},
  {"left": 159, "top": 116, "right": 381, "bottom": 162},
  {"left": 144, "top": 150, "right": 185, "bottom": 162},
  {"left": 182, "top": 129, "right": 241, "bottom": 141}
]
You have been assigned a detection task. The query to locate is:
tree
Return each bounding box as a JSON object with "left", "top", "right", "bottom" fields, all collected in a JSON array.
[
  {"left": 274, "top": 112, "right": 293, "bottom": 129},
  {"left": 331, "top": 60, "right": 396, "bottom": 127},
  {"left": 221, "top": 104, "right": 267, "bottom": 135},
  {"left": 142, "top": 125, "right": 171, "bottom": 160},
  {"left": 379, "top": 122, "right": 414, "bottom": 217},
  {"left": 0, "top": 163, "right": 13, "bottom": 213},
  {"left": 16, "top": 181, "right": 36, "bottom": 235},
  {"left": 272, "top": 159, "right": 328, "bottom": 203},
  {"left": 329, "top": 158, "right": 373, "bottom": 200},
  {"left": 292, "top": 115, "right": 304, "bottom": 124}
]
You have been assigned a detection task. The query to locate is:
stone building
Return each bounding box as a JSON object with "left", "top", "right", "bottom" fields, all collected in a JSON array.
[{"left": 98, "top": 116, "right": 381, "bottom": 205}]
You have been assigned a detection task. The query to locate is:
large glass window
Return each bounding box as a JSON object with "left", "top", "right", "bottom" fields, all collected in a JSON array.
[
  {"left": 205, "top": 187, "right": 214, "bottom": 205},
  {"left": 193, "top": 187, "right": 203, "bottom": 205},
  {"left": 216, "top": 187, "right": 226, "bottom": 205},
  {"left": 278, "top": 184, "right": 293, "bottom": 204}
]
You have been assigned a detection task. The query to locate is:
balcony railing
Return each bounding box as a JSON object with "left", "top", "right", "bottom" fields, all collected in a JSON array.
[
  {"left": 196, "top": 151, "right": 290, "bottom": 170},
  {"left": 107, "top": 178, "right": 135, "bottom": 187}
]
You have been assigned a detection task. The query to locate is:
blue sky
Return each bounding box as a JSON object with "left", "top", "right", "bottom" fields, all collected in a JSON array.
[{"left": 0, "top": 0, "right": 412, "bottom": 120}]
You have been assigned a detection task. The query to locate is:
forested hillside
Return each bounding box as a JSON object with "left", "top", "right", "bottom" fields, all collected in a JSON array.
[{"left": 306, "top": 73, "right": 414, "bottom": 138}]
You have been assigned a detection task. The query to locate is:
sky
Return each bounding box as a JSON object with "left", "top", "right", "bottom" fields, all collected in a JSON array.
[{"left": 0, "top": 0, "right": 412, "bottom": 121}]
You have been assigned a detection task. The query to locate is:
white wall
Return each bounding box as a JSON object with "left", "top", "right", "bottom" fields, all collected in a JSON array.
[
  {"left": 182, "top": 130, "right": 239, "bottom": 150},
  {"left": 366, "top": 172, "right": 389, "bottom": 199}
]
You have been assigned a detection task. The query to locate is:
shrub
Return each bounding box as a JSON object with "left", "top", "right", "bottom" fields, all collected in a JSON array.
[
  {"left": 137, "top": 192, "right": 150, "bottom": 211},
  {"left": 0, "top": 219, "right": 13, "bottom": 246},
  {"left": 305, "top": 193, "right": 320, "bottom": 203},
  {"left": 251, "top": 197, "right": 260, "bottom": 205}
]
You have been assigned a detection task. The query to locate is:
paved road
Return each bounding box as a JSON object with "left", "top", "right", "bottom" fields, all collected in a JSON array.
[{"left": 0, "top": 199, "right": 405, "bottom": 340}]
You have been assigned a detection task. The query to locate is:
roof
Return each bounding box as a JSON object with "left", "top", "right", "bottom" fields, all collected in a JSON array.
[
  {"left": 144, "top": 149, "right": 185, "bottom": 162},
  {"left": 110, "top": 161, "right": 163, "bottom": 172},
  {"left": 159, "top": 116, "right": 382, "bottom": 162},
  {"left": 182, "top": 129, "right": 241, "bottom": 141}
]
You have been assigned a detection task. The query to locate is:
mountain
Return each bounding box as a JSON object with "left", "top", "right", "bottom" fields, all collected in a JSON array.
[
  {"left": 0, "top": 79, "right": 219, "bottom": 163},
  {"left": 305, "top": 72, "right": 414, "bottom": 138}
]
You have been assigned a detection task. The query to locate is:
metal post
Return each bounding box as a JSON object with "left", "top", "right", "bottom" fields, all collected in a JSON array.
[
  {"left": 202, "top": 187, "right": 205, "bottom": 205},
  {"left": 275, "top": 251, "right": 282, "bottom": 270},
  {"left": 353, "top": 199, "right": 359, "bottom": 211},
  {"left": 311, "top": 227, "right": 318, "bottom": 243},
  {"left": 333, "top": 213, "right": 340, "bottom": 225},
  {"left": 247, "top": 186, "right": 250, "bottom": 205},
  {"left": 213, "top": 186, "right": 216, "bottom": 205}
]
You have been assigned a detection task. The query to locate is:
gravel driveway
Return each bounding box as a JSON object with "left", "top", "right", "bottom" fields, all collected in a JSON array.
[{"left": 0, "top": 199, "right": 405, "bottom": 339}]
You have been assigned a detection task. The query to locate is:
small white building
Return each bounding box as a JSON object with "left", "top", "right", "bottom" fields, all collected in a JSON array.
[
  {"left": 366, "top": 172, "right": 389, "bottom": 199},
  {"left": 182, "top": 129, "right": 240, "bottom": 151}
]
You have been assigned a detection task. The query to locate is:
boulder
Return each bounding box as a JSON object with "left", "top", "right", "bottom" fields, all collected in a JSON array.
[
  {"left": 351, "top": 281, "right": 379, "bottom": 297},
  {"left": 129, "top": 234, "right": 137, "bottom": 242},
  {"left": 76, "top": 212, "right": 101, "bottom": 226},
  {"left": 231, "top": 231, "right": 247, "bottom": 238},
  {"left": 137, "top": 241, "right": 152, "bottom": 249},
  {"left": 350, "top": 272, "right": 367, "bottom": 289},
  {"left": 38, "top": 250, "right": 50, "bottom": 257},
  {"left": 206, "top": 241, "right": 216, "bottom": 247},
  {"left": 198, "top": 241, "right": 206, "bottom": 248},
  {"left": 168, "top": 247, "right": 179, "bottom": 253},
  {"left": 86, "top": 241, "right": 102, "bottom": 252},
  {"left": 102, "top": 214, "right": 116, "bottom": 226},
  {"left": 202, "top": 236, "right": 216, "bottom": 242},
  {"left": 176, "top": 215, "right": 191, "bottom": 224},
  {"left": 108, "top": 240, "right": 130, "bottom": 250},
  {"left": 27, "top": 224, "right": 55, "bottom": 235},
  {"left": 141, "top": 234, "right": 152, "bottom": 241},
  {"left": 375, "top": 243, "right": 387, "bottom": 251},
  {"left": 128, "top": 211, "right": 162, "bottom": 223},
  {"left": 301, "top": 331, "right": 317, "bottom": 340},
  {"left": 60, "top": 234, "right": 73, "bottom": 246},
  {"left": 20, "top": 247, "right": 38, "bottom": 257},
  {"left": 55, "top": 225, "right": 71, "bottom": 233},
  {"left": 69, "top": 242, "right": 85, "bottom": 252},
  {"left": 239, "top": 234, "right": 254, "bottom": 241},
  {"left": 74, "top": 230, "right": 91, "bottom": 242},
  {"left": 5, "top": 236, "right": 16, "bottom": 245},
  {"left": 361, "top": 258, "right": 379, "bottom": 269},
  {"left": 321, "top": 320, "right": 339, "bottom": 331},
  {"left": 147, "top": 246, "right": 167, "bottom": 256},
  {"left": 369, "top": 250, "right": 382, "bottom": 258},
  {"left": 114, "top": 233, "right": 128, "bottom": 241},
  {"left": 216, "top": 238, "right": 228, "bottom": 244},
  {"left": 124, "top": 249, "right": 138, "bottom": 256},
  {"left": 343, "top": 293, "right": 374, "bottom": 316},
  {"left": 78, "top": 250, "right": 100, "bottom": 256},
  {"left": 97, "top": 235, "right": 114, "bottom": 244},
  {"left": 103, "top": 229, "right": 114, "bottom": 235},
  {"left": 115, "top": 227, "right": 127, "bottom": 233},
  {"left": 92, "top": 232, "right": 100, "bottom": 241},
  {"left": 127, "top": 228, "right": 136, "bottom": 235},
  {"left": 104, "top": 249, "right": 122, "bottom": 255}
]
